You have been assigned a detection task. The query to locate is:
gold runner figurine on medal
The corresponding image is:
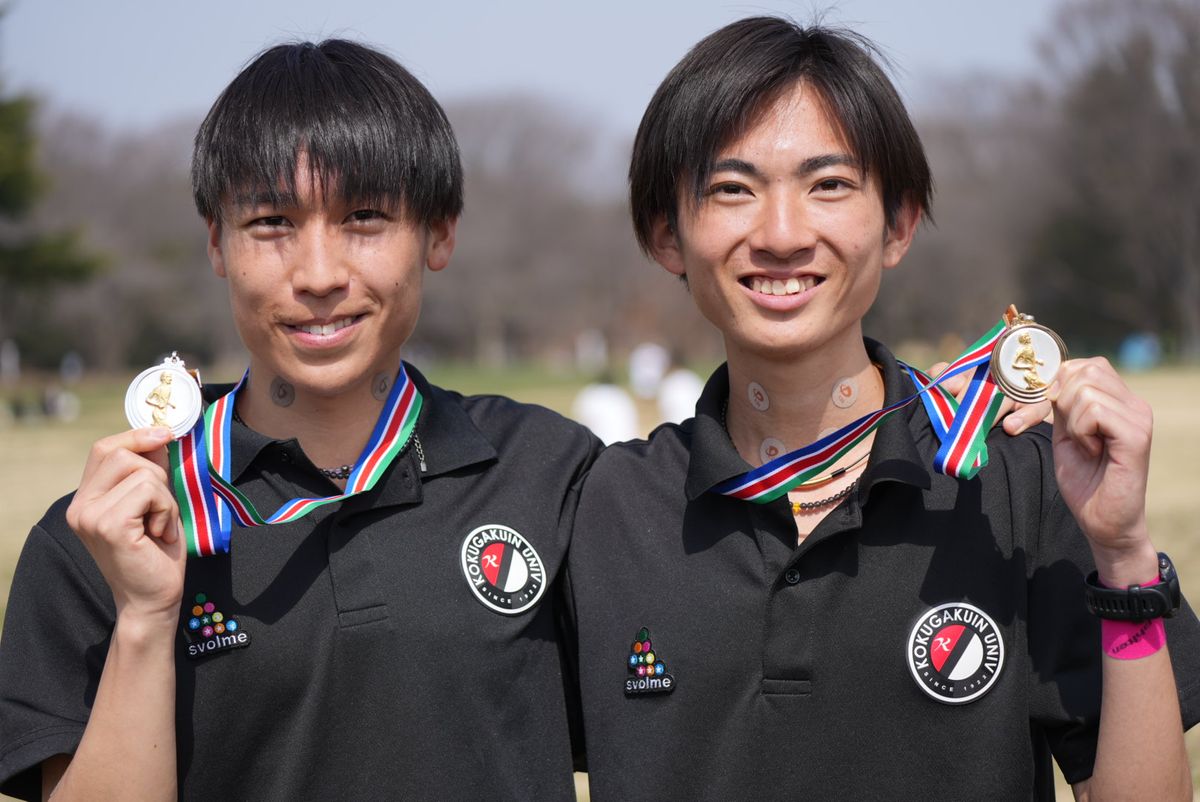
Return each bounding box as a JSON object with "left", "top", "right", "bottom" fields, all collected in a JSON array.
[
  {"left": 989, "top": 305, "right": 1068, "bottom": 403},
  {"left": 124, "top": 352, "right": 204, "bottom": 439}
]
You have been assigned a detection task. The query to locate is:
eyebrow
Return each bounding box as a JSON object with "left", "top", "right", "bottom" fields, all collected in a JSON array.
[{"left": 709, "top": 153, "right": 860, "bottom": 180}]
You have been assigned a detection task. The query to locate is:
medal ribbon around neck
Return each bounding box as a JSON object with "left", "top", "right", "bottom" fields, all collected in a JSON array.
[
  {"left": 711, "top": 320, "right": 1007, "bottom": 503},
  {"left": 170, "top": 364, "right": 422, "bottom": 557}
]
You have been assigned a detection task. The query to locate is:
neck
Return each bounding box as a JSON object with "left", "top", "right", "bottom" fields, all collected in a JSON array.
[
  {"left": 723, "top": 331, "right": 882, "bottom": 467},
  {"left": 236, "top": 367, "right": 395, "bottom": 470}
]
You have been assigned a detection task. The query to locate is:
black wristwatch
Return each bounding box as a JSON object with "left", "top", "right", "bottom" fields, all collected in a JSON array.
[{"left": 1085, "top": 553, "right": 1180, "bottom": 620}]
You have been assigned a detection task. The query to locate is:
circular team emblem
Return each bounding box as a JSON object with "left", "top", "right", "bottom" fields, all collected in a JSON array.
[
  {"left": 124, "top": 353, "right": 203, "bottom": 439},
  {"left": 460, "top": 525, "right": 546, "bottom": 615},
  {"left": 906, "top": 602, "right": 1005, "bottom": 705}
]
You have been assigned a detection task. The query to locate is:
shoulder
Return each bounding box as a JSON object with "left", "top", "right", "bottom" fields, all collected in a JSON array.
[
  {"left": 585, "top": 419, "right": 692, "bottom": 483},
  {"left": 27, "top": 494, "right": 98, "bottom": 574},
  {"left": 455, "top": 388, "right": 597, "bottom": 443},
  {"left": 982, "top": 420, "right": 1057, "bottom": 494},
  {"left": 6, "top": 493, "right": 114, "bottom": 635},
  {"left": 427, "top": 383, "right": 603, "bottom": 471}
]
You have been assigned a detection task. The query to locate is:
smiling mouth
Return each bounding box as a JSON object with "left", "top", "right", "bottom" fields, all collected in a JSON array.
[
  {"left": 290, "top": 315, "right": 362, "bottom": 336},
  {"left": 743, "top": 276, "right": 822, "bottom": 297}
]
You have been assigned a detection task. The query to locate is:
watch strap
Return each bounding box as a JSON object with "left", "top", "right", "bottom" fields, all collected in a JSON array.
[{"left": 1084, "top": 553, "right": 1180, "bottom": 621}]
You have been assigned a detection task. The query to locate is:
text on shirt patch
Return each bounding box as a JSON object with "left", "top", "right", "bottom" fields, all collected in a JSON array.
[
  {"left": 906, "top": 602, "right": 1004, "bottom": 704},
  {"left": 460, "top": 524, "right": 546, "bottom": 615},
  {"left": 183, "top": 592, "right": 251, "bottom": 659},
  {"left": 625, "top": 627, "right": 676, "bottom": 696}
]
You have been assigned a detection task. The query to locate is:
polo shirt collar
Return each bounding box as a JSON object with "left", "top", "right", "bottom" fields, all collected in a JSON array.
[
  {"left": 684, "top": 338, "right": 931, "bottom": 502},
  {"left": 210, "top": 362, "right": 498, "bottom": 493},
  {"left": 403, "top": 362, "right": 498, "bottom": 478}
]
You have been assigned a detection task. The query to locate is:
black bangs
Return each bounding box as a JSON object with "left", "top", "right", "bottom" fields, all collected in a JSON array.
[
  {"left": 192, "top": 39, "right": 463, "bottom": 225},
  {"left": 630, "top": 17, "right": 933, "bottom": 254}
]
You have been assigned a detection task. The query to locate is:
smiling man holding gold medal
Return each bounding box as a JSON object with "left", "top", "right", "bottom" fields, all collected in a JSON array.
[{"left": 566, "top": 17, "right": 1199, "bottom": 800}]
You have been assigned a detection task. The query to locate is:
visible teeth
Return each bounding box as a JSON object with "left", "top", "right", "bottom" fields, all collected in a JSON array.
[
  {"left": 298, "top": 317, "right": 355, "bottom": 336},
  {"left": 750, "top": 277, "right": 815, "bottom": 296}
]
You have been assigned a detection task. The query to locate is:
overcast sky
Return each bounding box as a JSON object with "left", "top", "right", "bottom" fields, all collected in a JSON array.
[{"left": 2, "top": 0, "right": 1059, "bottom": 139}]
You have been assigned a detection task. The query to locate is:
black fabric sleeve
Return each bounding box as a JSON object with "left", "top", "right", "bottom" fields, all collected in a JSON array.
[
  {"left": 0, "top": 499, "right": 115, "bottom": 801},
  {"left": 1029, "top": 487, "right": 1200, "bottom": 786},
  {"left": 556, "top": 434, "right": 602, "bottom": 775}
]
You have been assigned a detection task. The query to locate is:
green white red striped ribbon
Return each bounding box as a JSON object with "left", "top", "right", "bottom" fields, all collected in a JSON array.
[
  {"left": 171, "top": 365, "right": 421, "bottom": 557},
  {"left": 712, "top": 321, "right": 1007, "bottom": 503}
]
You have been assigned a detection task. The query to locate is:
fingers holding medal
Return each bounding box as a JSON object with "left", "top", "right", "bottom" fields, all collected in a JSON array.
[{"left": 124, "top": 352, "right": 203, "bottom": 438}]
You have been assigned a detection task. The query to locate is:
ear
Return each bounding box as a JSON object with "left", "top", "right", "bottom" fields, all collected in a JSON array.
[
  {"left": 882, "top": 198, "right": 921, "bottom": 270},
  {"left": 425, "top": 217, "right": 458, "bottom": 272},
  {"left": 206, "top": 219, "right": 227, "bottom": 278},
  {"left": 648, "top": 215, "right": 686, "bottom": 277}
]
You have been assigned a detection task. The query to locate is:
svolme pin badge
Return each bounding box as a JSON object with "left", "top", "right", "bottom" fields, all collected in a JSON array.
[
  {"left": 124, "top": 352, "right": 204, "bottom": 439},
  {"left": 989, "top": 305, "right": 1068, "bottom": 404},
  {"left": 624, "top": 626, "right": 675, "bottom": 696}
]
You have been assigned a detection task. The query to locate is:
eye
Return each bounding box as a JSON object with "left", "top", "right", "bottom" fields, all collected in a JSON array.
[
  {"left": 346, "top": 209, "right": 389, "bottom": 224},
  {"left": 250, "top": 215, "right": 289, "bottom": 227},
  {"left": 707, "top": 182, "right": 750, "bottom": 198},
  {"left": 812, "top": 176, "right": 858, "bottom": 196}
]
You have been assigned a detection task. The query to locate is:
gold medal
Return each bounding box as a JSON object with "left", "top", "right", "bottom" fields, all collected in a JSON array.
[
  {"left": 989, "top": 305, "right": 1068, "bottom": 403},
  {"left": 124, "top": 352, "right": 204, "bottom": 438}
]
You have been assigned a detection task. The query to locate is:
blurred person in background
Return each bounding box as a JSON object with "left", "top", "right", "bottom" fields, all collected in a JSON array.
[
  {"left": 571, "top": 367, "right": 641, "bottom": 445},
  {"left": 0, "top": 39, "right": 600, "bottom": 801},
  {"left": 567, "top": 17, "right": 1200, "bottom": 800},
  {"left": 656, "top": 351, "right": 704, "bottom": 425}
]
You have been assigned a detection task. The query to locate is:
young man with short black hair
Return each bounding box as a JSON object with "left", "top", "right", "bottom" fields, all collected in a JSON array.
[
  {"left": 568, "top": 18, "right": 1200, "bottom": 799},
  {"left": 0, "top": 40, "right": 599, "bottom": 800}
]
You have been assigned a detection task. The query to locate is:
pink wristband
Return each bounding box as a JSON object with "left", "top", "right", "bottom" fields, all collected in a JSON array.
[
  {"left": 1102, "top": 618, "right": 1166, "bottom": 660},
  {"left": 1099, "top": 573, "right": 1167, "bottom": 660}
]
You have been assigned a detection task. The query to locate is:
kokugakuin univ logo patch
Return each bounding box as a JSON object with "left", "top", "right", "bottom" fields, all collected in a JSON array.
[
  {"left": 906, "top": 602, "right": 1005, "bottom": 704},
  {"left": 460, "top": 524, "right": 546, "bottom": 615}
]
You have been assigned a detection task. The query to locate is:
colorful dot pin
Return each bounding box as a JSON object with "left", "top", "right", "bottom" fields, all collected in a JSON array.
[
  {"left": 637, "top": 627, "right": 649, "bottom": 641},
  {"left": 203, "top": 602, "right": 215, "bottom": 614},
  {"left": 214, "top": 623, "right": 225, "bottom": 634},
  {"left": 195, "top": 593, "right": 207, "bottom": 604},
  {"left": 202, "top": 626, "right": 214, "bottom": 638},
  {"left": 212, "top": 612, "right": 224, "bottom": 623},
  {"left": 633, "top": 642, "right": 643, "bottom": 654},
  {"left": 226, "top": 620, "right": 238, "bottom": 632},
  {"left": 192, "top": 605, "right": 203, "bottom": 616},
  {"left": 188, "top": 618, "right": 200, "bottom": 630}
]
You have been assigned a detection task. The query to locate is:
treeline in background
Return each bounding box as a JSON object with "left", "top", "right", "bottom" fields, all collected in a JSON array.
[{"left": 1, "top": 0, "right": 1198, "bottom": 378}]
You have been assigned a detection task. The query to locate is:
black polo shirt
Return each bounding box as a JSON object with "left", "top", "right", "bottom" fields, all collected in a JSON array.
[
  {"left": 567, "top": 340, "right": 1200, "bottom": 801},
  {"left": 0, "top": 364, "right": 601, "bottom": 801}
]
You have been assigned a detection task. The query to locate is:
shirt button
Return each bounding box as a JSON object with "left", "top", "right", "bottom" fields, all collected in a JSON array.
[
  {"left": 279, "top": 449, "right": 292, "bottom": 463},
  {"left": 784, "top": 569, "right": 801, "bottom": 585}
]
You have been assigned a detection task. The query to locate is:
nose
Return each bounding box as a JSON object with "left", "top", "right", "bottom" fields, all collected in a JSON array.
[
  {"left": 746, "top": 189, "right": 817, "bottom": 262},
  {"left": 290, "top": 226, "right": 349, "bottom": 298}
]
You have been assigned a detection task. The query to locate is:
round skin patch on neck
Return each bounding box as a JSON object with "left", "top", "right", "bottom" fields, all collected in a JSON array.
[
  {"left": 831, "top": 376, "right": 859, "bottom": 409},
  {"left": 748, "top": 382, "right": 770, "bottom": 412},
  {"left": 759, "top": 438, "right": 786, "bottom": 465}
]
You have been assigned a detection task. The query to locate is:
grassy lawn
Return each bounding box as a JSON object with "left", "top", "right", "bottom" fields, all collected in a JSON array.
[{"left": 1, "top": 364, "right": 1198, "bottom": 797}]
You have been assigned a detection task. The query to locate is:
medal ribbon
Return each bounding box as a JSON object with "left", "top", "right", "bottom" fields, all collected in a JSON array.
[
  {"left": 171, "top": 364, "right": 422, "bottom": 557},
  {"left": 711, "top": 321, "right": 1007, "bottom": 503}
]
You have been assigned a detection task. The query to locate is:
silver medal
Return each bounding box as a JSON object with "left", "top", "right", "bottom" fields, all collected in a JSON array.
[
  {"left": 989, "top": 307, "right": 1068, "bottom": 404},
  {"left": 124, "top": 352, "right": 204, "bottom": 438}
]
